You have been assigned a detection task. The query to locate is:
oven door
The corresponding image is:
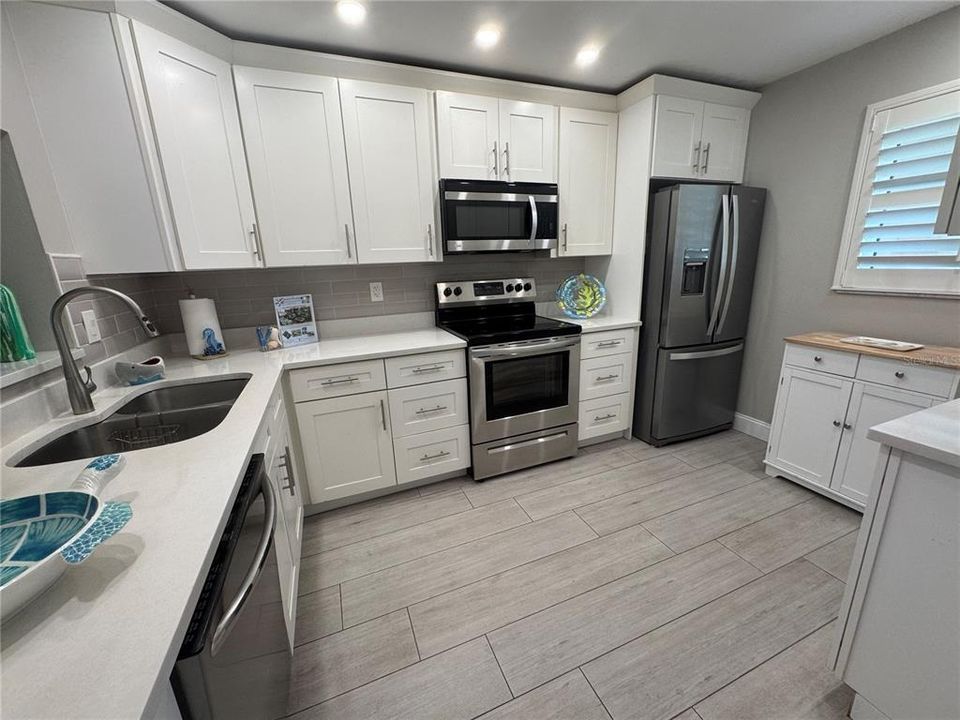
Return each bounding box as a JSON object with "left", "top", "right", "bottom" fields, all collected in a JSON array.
[
  {"left": 469, "top": 336, "right": 580, "bottom": 443},
  {"left": 442, "top": 184, "right": 558, "bottom": 253}
]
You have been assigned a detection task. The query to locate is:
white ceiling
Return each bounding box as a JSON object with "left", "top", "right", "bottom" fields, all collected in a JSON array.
[{"left": 163, "top": 1, "right": 954, "bottom": 93}]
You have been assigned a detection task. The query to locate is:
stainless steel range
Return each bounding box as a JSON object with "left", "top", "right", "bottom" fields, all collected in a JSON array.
[{"left": 435, "top": 278, "right": 582, "bottom": 480}]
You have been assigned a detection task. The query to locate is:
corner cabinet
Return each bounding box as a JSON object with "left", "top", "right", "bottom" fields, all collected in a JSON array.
[
  {"left": 558, "top": 108, "right": 618, "bottom": 256},
  {"left": 651, "top": 95, "right": 749, "bottom": 183},
  {"left": 765, "top": 340, "right": 959, "bottom": 509},
  {"left": 234, "top": 67, "right": 356, "bottom": 266},
  {"left": 339, "top": 80, "right": 439, "bottom": 263},
  {"left": 131, "top": 21, "right": 260, "bottom": 269}
]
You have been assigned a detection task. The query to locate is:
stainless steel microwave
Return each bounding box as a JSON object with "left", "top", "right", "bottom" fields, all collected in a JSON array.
[{"left": 440, "top": 179, "right": 559, "bottom": 253}]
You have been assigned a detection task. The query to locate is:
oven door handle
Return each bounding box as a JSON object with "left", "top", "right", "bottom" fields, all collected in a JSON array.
[
  {"left": 211, "top": 474, "right": 277, "bottom": 657},
  {"left": 470, "top": 338, "right": 580, "bottom": 359},
  {"left": 528, "top": 195, "right": 538, "bottom": 242}
]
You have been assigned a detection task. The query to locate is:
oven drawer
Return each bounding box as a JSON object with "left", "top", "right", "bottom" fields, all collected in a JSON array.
[
  {"left": 394, "top": 424, "right": 471, "bottom": 485},
  {"left": 581, "top": 329, "right": 635, "bottom": 358},
  {"left": 784, "top": 343, "right": 858, "bottom": 377},
  {"left": 578, "top": 393, "right": 631, "bottom": 440},
  {"left": 856, "top": 356, "right": 956, "bottom": 398},
  {"left": 580, "top": 353, "right": 632, "bottom": 401},
  {"left": 385, "top": 350, "right": 466, "bottom": 388},
  {"left": 289, "top": 360, "right": 386, "bottom": 402},
  {"left": 388, "top": 379, "right": 469, "bottom": 437},
  {"left": 472, "top": 424, "right": 577, "bottom": 481}
]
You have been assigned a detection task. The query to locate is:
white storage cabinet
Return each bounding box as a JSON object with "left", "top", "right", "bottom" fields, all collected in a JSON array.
[{"left": 577, "top": 327, "right": 639, "bottom": 443}]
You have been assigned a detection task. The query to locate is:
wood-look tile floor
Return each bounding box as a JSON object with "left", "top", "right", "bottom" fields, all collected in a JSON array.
[{"left": 286, "top": 430, "right": 861, "bottom": 720}]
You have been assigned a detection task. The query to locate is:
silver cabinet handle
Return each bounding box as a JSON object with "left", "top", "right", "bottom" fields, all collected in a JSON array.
[
  {"left": 321, "top": 376, "right": 359, "bottom": 386},
  {"left": 379, "top": 398, "right": 387, "bottom": 431},
  {"left": 814, "top": 355, "right": 823, "bottom": 362},
  {"left": 843, "top": 423, "right": 852, "bottom": 430},
  {"left": 212, "top": 474, "right": 275, "bottom": 656},
  {"left": 692, "top": 141, "right": 702, "bottom": 172},
  {"left": 415, "top": 405, "right": 448, "bottom": 415},
  {"left": 344, "top": 224, "right": 352, "bottom": 258},
  {"left": 250, "top": 223, "right": 263, "bottom": 261},
  {"left": 420, "top": 450, "right": 450, "bottom": 462},
  {"left": 833, "top": 420, "right": 842, "bottom": 427},
  {"left": 894, "top": 371, "right": 905, "bottom": 379},
  {"left": 427, "top": 224, "right": 434, "bottom": 258},
  {"left": 492, "top": 140, "right": 499, "bottom": 177},
  {"left": 412, "top": 365, "right": 444, "bottom": 374},
  {"left": 596, "top": 340, "right": 621, "bottom": 348},
  {"left": 702, "top": 142, "right": 711, "bottom": 174},
  {"left": 562, "top": 222, "right": 568, "bottom": 252},
  {"left": 280, "top": 445, "right": 296, "bottom": 496},
  {"left": 595, "top": 374, "right": 619, "bottom": 382},
  {"left": 594, "top": 413, "right": 617, "bottom": 422},
  {"left": 503, "top": 142, "right": 510, "bottom": 179}
]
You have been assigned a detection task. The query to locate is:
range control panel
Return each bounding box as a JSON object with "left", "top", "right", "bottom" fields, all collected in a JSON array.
[{"left": 436, "top": 278, "right": 537, "bottom": 304}]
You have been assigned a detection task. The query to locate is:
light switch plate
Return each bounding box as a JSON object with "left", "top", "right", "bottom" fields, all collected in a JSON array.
[
  {"left": 369, "top": 282, "right": 384, "bottom": 302},
  {"left": 81, "top": 310, "right": 101, "bottom": 343}
]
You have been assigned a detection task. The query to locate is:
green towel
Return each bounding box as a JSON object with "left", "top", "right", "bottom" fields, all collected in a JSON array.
[{"left": 0, "top": 283, "right": 36, "bottom": 362}]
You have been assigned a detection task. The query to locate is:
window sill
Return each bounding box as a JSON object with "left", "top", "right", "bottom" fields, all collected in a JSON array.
[{"left": 830, "top": 285, "right": 960, "bottom": 300}]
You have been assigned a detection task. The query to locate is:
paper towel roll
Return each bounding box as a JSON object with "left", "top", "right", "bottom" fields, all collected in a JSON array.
[{"left": 178, "top": 298, "right": 226, "bottom": 357}]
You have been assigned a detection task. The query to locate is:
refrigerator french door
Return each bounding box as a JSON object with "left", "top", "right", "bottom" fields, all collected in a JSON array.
[{"left": 634, "top": 183, "right": 766, "bottom": 446}]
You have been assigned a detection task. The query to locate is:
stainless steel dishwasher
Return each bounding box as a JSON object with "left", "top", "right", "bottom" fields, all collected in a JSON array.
[{"left": 171, "top": 454, "right": 291, "bottom": 720}]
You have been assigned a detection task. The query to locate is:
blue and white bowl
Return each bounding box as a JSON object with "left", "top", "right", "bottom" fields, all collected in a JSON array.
[{"left": 1, "top": 456, "right": 132, "bottom": 620}]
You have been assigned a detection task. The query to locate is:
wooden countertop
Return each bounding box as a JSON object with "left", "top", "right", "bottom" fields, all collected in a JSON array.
[{"left": 785, "top": 331, "right": 960, "bottom": 370}]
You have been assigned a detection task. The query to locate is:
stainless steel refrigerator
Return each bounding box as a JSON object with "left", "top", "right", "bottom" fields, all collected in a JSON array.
[{"left": 633, "top": 183, "right": 766, "bottom": 446}]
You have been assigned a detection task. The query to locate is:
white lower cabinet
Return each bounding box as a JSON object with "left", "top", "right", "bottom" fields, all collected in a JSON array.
[
  {"left": 765, "top": 341, "right": 958, "bottom": 509},
  {"left": 394, "top": 425, "right": 470, "bottom": 485},
  {"left": 579, "top": 393, "right": 631, "bottom": 440},
  {"left": 577, "top": 327, "right": 638, "bottom": 443},
  {"left": 580, "top": 353, "right": 632, "bottom": 401},
  {"left": 388, "top": 379, "right": 468, "bottom": 437},
  {"left": 295, "top": 390, "right": 397, "bottom": 503}
]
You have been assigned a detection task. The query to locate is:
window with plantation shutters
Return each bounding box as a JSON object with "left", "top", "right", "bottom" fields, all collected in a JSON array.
[{"left": 834, "top": 81, "right": 960, "bottom": 296}]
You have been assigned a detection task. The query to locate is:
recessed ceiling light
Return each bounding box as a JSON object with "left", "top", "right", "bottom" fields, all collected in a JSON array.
[
  {"left": 474, "top": 26, "right": 501, "bottom": 50},
  {"left": 575, "top": 45, "right": 601, "bottom": 67},
  {"left": 336, "top": 0, "right": 367, "bottom": 26}
]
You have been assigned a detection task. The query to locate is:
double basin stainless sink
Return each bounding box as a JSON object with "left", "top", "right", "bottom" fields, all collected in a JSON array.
[{"left": 14, "top": 377, "right": 250, "bottom": 468}]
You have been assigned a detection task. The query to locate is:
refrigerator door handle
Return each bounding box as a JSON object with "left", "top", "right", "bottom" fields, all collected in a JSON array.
[
  {"left": 717, "top": 193, "right": 740, "bottom": 335},
  {"left": 707, "top": 195, "right": 730, "bottom": 337},
  {"left": 669, "top": 343, "right": 744, "bottom": 361}
]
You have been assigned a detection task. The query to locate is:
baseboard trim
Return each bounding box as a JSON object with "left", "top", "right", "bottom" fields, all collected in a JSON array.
[{"left": 733, "top": 412, "right": 771, "bottom": 442}]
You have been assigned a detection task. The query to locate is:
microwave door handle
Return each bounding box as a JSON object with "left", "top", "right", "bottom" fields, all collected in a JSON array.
[
  {"left": 211, "top": 474, "right": 277, "bottom": 656},
  {"left": 717, "top": 193, "right": 740, "bottom": 335},
  {"left": 707, "top": 195, "right": 730, "bottom": 338},
  {"left": 528, "top": 195, "right": 539, "bottom": 242}
]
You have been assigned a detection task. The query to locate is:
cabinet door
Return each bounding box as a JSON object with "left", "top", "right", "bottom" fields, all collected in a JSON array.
[
  {"left": 700, "top": 103, "right": 750, "bottom": 182},
  {"left": 275, "top": 418, "right": 303, "bottom": 570},
  {"left": 651, "top": 96, "right": 704, "bottom": 179},
  {"left": 265, "top": 435, "right": 299, "bottom": 652},
  {"left": 234, "top": 67, "right": 355, "bottom": 266},
  {"left": 131, "top": 22, "right": 259, "bottom": 269},
  {"left": 295, "top": 391, "right": 397, "bottom": 503},
  {"left": 558, "top": 107, "right": 617, "bottom": 256},
  {"left": 767, "top": 367, "right": 853, "bottom": 488},
  {"left": 339, "top": 80, "right": 438, "bottom": 263},
  {"left": 499, "top": 100, "right": 558, "bottom": 182},
  {"left": 435, "top": 91, "right": 499, "bottom": 180},
  {"left": 832, "top": 384, "right": 935, "bottom": 505}
]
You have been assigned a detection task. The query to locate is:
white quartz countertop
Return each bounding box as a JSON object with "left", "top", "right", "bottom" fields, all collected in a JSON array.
[
  {"left": 563, "top": 315, "right": 642, "bottom": 333},
  {"left": 867, "top": 398, "right": 960, "bottom": 470},
  {"left": 0, "top": 328, "right": 464, "bottom": 720}
]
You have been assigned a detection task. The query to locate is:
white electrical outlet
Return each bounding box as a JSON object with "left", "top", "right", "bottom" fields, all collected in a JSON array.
[
  {"left": 369, "top": 282, "right": 384, "bottom": 302},
  {"left": 81, "top": 309, "right": 101, "bottom": 343}
]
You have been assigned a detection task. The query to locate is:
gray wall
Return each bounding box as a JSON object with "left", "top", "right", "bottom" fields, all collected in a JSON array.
[{"left": 738, "top": 7, "right": 960, "bottom": 423}]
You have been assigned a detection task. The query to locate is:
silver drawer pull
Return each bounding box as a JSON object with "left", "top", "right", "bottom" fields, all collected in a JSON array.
[
  {"left": 596, "top": 340, "right": 621, "bottom": 348},
  {"left": 813, "top": 355, "right": 823, "bottom": 362},
  {"left": 594, "top": 413, "right": 617, "bottom": 422},
  {"left": 415, "top": 405, "right": 448, "bottom": 415},
  {"left": 412, "top": 365, "right": 444, "bottom": 374},
  {"left": 321, "top": 376, "right": 359, "bottom": 386},
  {"left": 595, "top": 374, "right": 619, "bottom": 382},
  {"left": 420, "top": 450, "right": 450, "bottom": 462},
  {"left": 894, "top": 371, "right": 905, "bottom": 379}
]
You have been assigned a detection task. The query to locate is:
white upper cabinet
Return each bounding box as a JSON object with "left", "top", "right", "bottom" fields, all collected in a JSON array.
[
  {"left": 234, "top": 67, "right": 356, "bottom": 266},
  {"left": 558, "top": 107, "right": 618, "bottom": 256},
  {"left": 340, "top": 79, "right": 439, "bottom": 263},
  {"left": 131, "top": 22, "right": 260, "bottom": 269},
  {"left": 436, "top": 92, "right": 558, "bottom": 182},
  {"left": 499, "top": 100, "right": 558, "bottom": 183},
  {"left": 435, "top": 91, "right": 500, "bottom": 180},
  {"left": 700, "top": 103, "right": 750, "bottom": 182},
  {"left": 651, "top": 95, "right": 749, "bottom": 183}
]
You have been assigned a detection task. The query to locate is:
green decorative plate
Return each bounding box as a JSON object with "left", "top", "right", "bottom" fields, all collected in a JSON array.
[{"left": 556, "top": 274, "right": 607, "bottom": 319}]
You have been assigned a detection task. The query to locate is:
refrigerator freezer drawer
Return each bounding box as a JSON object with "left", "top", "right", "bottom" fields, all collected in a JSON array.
[{"left": 651, "top": 342, "right": 744, "bottom": 442}]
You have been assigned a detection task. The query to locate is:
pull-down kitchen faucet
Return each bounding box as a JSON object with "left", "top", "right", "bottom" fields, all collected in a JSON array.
[{"left": 51, "top": 286, "right": 160, "bottom": 414}]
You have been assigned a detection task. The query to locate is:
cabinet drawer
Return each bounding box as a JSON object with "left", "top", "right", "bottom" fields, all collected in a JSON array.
[
  {"left": 784, "top": 344, "right": 858, "bottom": 377},
  {"left": 578, "top": 393, "right": 631, "bottom": 440},
  {"left": 856, "top": 356, "right": 956, "bottom": 398},
  {"left": 580, "top": 353, "right": 633, "bottom": 401},
  {"left": 289, "top": 359, "right": 386, "bottom": 402},
  {"left": 385, "top": 350, "right": 466, "bottom": 388},
  {"left": 394, "top": 424, "right": 471, "bottom": 485},
  {"left": 388, "top": 379, "right": 468, "bottom": 437},
  {"left": 581, "top": 329, "right": 635, "bottom": 358}
]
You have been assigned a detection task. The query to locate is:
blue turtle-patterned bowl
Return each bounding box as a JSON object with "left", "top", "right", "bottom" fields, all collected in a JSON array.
[{"left": 0, "top": 488, "right": 131, "bottom": 620}]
